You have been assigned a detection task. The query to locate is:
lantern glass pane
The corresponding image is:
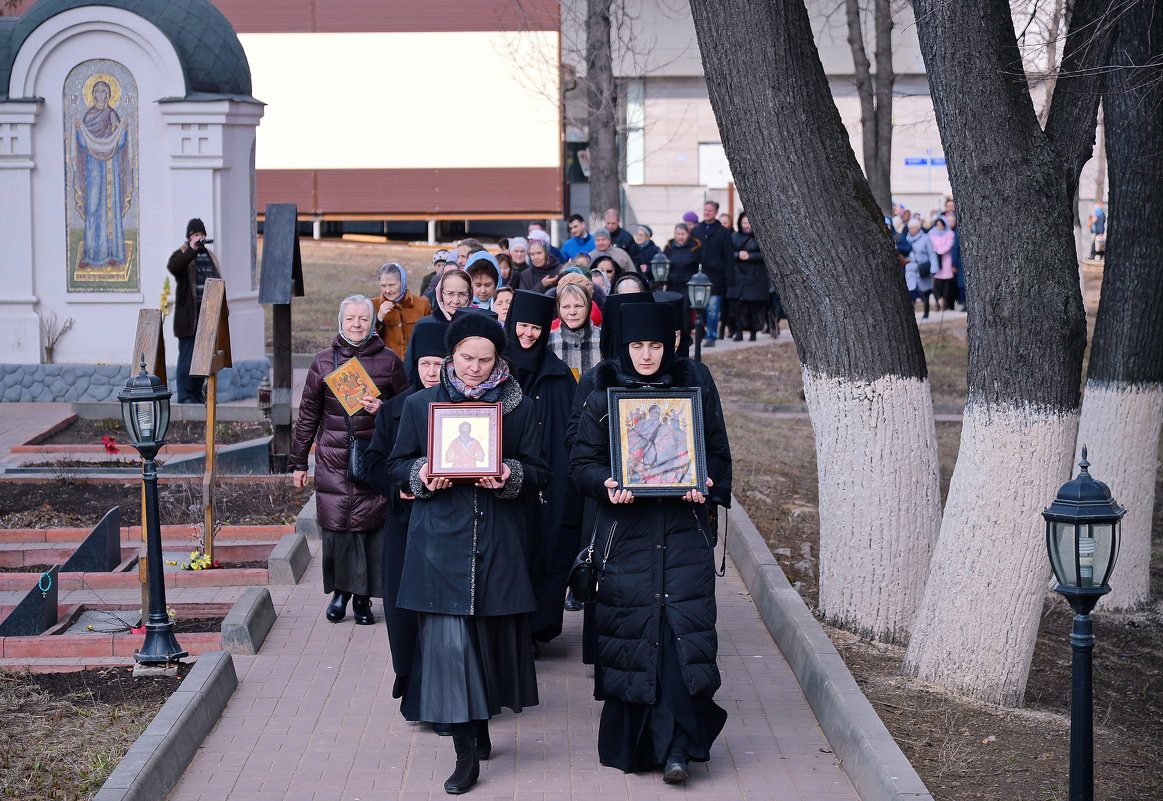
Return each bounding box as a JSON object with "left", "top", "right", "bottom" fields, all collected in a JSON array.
[
  {"left": 120, "top": 401, "right": 137, "bottom": 442},
  {"left": 155, "top": 397, "right": 171, "bottom": 443},
  {"left": 1049, "top": 521, "right": 1079, "bottom": 588},
  {"left": 132, "top": 400, "right": 156, "bottom": 443},
  {"left": 1088, "top": 522, "right": 1117, "bottom": 588}
]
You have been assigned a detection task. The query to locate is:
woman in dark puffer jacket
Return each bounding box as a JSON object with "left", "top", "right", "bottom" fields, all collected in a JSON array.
[
  {"left": 291, "top": 295, "right": 408, "bottom": 625},
  {"left": 568, "top": 302, "right": 732, "bottom": 785}
]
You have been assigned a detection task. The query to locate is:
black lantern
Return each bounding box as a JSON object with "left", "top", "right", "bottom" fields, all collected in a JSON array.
[
  {"left": 649, "top": 252, "right": 671, "bottom": 286},
  {"left": 686, "top": 269, "right": 713, "bottom": 363},
  {"left": 1043, "top": 447, "right": 1124, "bottom": 615},
  {"left": 1042, "top": 446, "right": 1123, "bottom": 801},
  {"left": 686, "top": 268, "right": 712, "bottom": 311},
  {"left": 118, "top": 357, "right": 171, "bottom": 460},
  {"left": 119, "top": 357, "right": 186, "bottom": 666}
]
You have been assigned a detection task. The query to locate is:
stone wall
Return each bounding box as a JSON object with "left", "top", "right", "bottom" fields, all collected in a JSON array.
[{"left": 0, "top": 360, "right": 269, "bottom": 403}]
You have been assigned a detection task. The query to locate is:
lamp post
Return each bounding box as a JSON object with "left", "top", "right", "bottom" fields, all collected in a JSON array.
[
  {"left": 1042, "top": 447, "right": 1123, "bottom": 801},
  {"left": 649, "top": 252, "right": 671, "bottom": 289},
  {"left": 119, "top": 357, "right": 187, "bottom": 665},
  {"left": 686, "top": 268, "right": 713, "bottom": 363}
]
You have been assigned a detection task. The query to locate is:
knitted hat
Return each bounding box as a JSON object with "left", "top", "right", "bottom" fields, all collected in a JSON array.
[
  {"left": 527, "top": 229, "right": 552, "bottom": 246},
  {"left": 446, "top": 307, "right": 506, "bottom": 355},
  {"left": 635, "top": 224, "right": 653, "bottom": 238},
  {"left": 432, "top": 249, "right": 451, "bottom": 265},
  {"left": 186, "top": 218, "right": 207, "bottom": 237},
  {"left": 556, "top": 271, "right": 593, "bottom": 300},
  {"left": 682, "top": 211, "right": 698, "bottom": 225}
]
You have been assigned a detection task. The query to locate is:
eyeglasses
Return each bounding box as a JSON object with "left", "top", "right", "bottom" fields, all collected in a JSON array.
[{"left": 442, "top": 291, "right": 471, "bottom": 301}]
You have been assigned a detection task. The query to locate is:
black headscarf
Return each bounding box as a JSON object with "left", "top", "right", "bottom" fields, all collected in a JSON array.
[
  {"left": 599, "top": 292, "right": 655, "bottom": 360},
  {"left": 503, "top": 289, "right": 556, "bottom": 388},
  {"left": 618, "top": 303, "right": 676, "bottom": 384},
  {"left": 406, "top": 321, "right": 449, "bottom": 390},
  {"left": 653, "top": 290, "right": 691, "bottom": 359}
]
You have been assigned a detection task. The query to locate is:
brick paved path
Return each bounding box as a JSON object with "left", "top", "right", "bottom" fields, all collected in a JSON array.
[{"left": 168, "top": 542, "right": 857, "bottom": 801}]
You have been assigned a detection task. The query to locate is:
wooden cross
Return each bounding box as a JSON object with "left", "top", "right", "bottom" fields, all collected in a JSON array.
[{"left": 189, "top": 278, "right": 232, "bottom": 562}]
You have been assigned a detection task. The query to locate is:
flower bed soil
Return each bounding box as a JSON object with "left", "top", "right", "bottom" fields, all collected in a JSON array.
[
  {"left": 0, "top": 664, "right": 190, "bottom": 800},
  {"left": 37, "top": 419, "right": 267, "bottom": 447},
  {"left": 0, "top": 479, "right": 310, "bottom": 529}
]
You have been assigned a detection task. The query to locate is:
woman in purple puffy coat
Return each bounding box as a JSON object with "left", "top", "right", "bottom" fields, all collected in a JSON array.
[{"left": 291, "top": 295, "right": 408, "bottom": 625}]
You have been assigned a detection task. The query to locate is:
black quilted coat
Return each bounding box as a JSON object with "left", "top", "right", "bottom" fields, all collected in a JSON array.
[{"left": 567, "top": 359, "right": 732, "bottom": 704}]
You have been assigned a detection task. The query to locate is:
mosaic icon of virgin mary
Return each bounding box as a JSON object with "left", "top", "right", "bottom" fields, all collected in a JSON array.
[{"left": 74, "top": 74, "right": 132, "bottom": 267}]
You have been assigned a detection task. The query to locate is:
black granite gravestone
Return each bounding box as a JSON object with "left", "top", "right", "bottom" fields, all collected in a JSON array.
[
  {"left": 0, "top": 564, "right": 59, "bottom": 636},
  {"left": 62, "top": 506, "right": 121, "bottom": 573}
]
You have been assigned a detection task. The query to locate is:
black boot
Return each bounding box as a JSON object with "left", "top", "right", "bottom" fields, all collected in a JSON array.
[
  {"left": 444, "top": 723, "right": 479, "bottom": 794},
  {"left": 662, "top": 748, "right": 690, "bottom": 784},
  {"left": 325, "top": 591, "right": 351, "bottom": 623},
  {"left": 472, "top": 719, "right": 491, "bottom": 760},
  {"left": 732, "top": 331, "right": 743, "bottom": 342},
  {"left": 749, "top": 332, "right": 757, "bottom": 342},
  {"left": 351, "top": 595, "right": 375, "bottom": 625}
]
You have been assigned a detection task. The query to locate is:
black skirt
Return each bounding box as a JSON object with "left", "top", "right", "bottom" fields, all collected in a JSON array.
[
  {"left": 597, "top": 616, "right": 727, "bottom": 773},
  {"left": 321, "top": 527, "right": 383, "bottom": 596},
  {"left": 403, "top": 612, "right": 539, "bottom": 724}
]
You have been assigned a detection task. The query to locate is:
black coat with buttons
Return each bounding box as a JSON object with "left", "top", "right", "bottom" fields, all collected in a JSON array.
[
  {"left": 387, "top": 372, "right": 548, "bottom": 616},
  {"left": 567, "top": 359, "right": 731, "bottom": 704}
]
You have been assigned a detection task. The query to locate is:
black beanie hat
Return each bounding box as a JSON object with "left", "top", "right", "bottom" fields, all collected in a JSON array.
[
  {"left": 446, "top": 307, "right": 506, "bottom": 355},
  {"left": 599, "top": 292, "right": 655, "bottom": 359},
  {"left": 619, "top": 302, "right": 676, "bottom": 379},
  {"left": 186, "top": 218, "right": 207, "bottom": 237},
  {"left": 406, "top": 321, "right": 450, "bottom": 390}
]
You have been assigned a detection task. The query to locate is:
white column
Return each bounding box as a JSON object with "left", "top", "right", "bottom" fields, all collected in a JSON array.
[
  {"left": 0, "top": 102, "right": 44, "bottom": 363},
  {"left": 313, "top": 218, "right": 322, "bottom": 240},
  {"left": 160, "top": 100, "right": 265, "bottom": 363},
  {"left": 550, "top": 218, "right": 566, "bottom": 248},
  {"left": 427, "top": 219, "right": 437, "bottom": 245}
]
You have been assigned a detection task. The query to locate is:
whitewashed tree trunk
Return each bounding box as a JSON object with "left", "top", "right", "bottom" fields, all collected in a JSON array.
[
  {"left": 1077, "top": 383, "right": 1163, "bottom": 610},
  {"left": 804, "top": 371, "right": 941, "bottom": 644},
  {"left": 903, "top": 0, "right": 1114, "bottom": 705},
  {"left": 1076, "top": 7, "right": 1163, "bottom": 611},
  {"left": 904, "top": 406, "right": 1077, "bottom": 706},
  {"left": 689, "top": 0, "right": 941, "bottom": 643}
]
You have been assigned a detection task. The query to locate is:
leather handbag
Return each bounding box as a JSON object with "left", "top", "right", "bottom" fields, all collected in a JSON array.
[{"left": 568, "top": 521, "right": 617, "bottom": 603}]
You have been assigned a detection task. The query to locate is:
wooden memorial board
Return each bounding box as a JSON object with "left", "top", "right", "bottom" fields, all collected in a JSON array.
[
  {"left": 259, "top": 203, "right": 304, "bottom": 473},
  {"left": 189, "top": 277, "right": 231, "bottom": 378},
  {"left": 130, "top": 309, "right": 167, "bottom": 386}
]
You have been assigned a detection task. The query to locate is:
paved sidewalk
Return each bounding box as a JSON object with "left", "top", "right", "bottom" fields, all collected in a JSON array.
[{"left": 168, "top": 543, "right": 857, "bottom": 801}]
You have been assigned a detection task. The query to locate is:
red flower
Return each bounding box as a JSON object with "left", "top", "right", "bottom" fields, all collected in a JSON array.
[
  {"left": 212, "top": 560, "right": 221, "bottom": 569},
  {"left": 101, "top": 435, "right": 120, "bottom": 454}
]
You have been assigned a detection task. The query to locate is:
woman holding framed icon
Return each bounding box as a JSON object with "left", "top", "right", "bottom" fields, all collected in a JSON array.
[
  {"left": 568, "top": 302, "right": 733, "bottom": 785},
  {"left": 387, "top": 311, "right": 548, "bottom": 795}
]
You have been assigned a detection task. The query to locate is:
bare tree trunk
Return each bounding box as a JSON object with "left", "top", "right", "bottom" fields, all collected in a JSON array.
[
  {"left": 844, "top": 0, "right": 894, "bottom": 214},
  {"left": 1078, "top": 4, "right": 1163, "bottom": 611},
  {"left": 586, "top": 0, "right": 620, "bottom": 225},
  {"left": 1036, "top": 0, "right": 1066, "bottom": 126},
  {"left": 690, "top": 0, "right": 940, "bottom": 644},
  {"left": 871, "top": 0, "right": 894, "bottom": 212},
  {"left": 903, "top": 0, "right": 1115, "bottom": 706}
]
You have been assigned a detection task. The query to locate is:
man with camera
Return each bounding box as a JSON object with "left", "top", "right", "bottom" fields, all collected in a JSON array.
[{"left": 166, "top": 218, "right": 221, "bottom": 403}]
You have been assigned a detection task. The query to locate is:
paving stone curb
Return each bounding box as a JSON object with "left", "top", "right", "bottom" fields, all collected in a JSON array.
[
  {"left": 267, "top": 531, "right": 310, "bottom": 584},
  {"left": 221, "top": 587, "right": 277, "bottom": 654},
  {"left": 724, "top": 497, "right": 934, "bottom": 801},
  {"left": 295, "top": 493, "right": 320, "bottom": 540},
  {"left": 93, "top": 651, "right": 238, "bottom": 801}
]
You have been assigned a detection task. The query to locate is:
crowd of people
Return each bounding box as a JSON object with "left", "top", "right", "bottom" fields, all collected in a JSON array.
[
  {"left": 287, "top": 220, "right": 737, "bottom": 793},
  {"left": 414, "top": 203, "right": 785, "bottom": 346},
  {"left": 891, "top": 198, "right": 964, "bottom": 318}
]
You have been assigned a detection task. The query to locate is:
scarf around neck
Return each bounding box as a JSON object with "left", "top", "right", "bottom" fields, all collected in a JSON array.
[{"left": 444, "top": 358, "right": 511, "bottom": 400}]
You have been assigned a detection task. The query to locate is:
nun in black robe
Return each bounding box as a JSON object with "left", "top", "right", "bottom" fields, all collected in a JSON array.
[
  {"left": 363, "top": 322, "right": 448, "bottom": 705},
  {"left": 503, "top": 290, "right": 580, "bottom": 646}
]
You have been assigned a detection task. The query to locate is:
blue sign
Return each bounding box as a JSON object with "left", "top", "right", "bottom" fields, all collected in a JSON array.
[
  {"left": 904, "top": 157, "right": 928, "bottom": 166},
  {"left": 931, "top": 156, "right": 947, "bottom": 167}
]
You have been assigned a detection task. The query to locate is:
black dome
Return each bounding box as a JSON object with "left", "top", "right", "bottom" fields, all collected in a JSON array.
[{"left": 1, "top": 0, "right": 256, "bottom": 102}]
